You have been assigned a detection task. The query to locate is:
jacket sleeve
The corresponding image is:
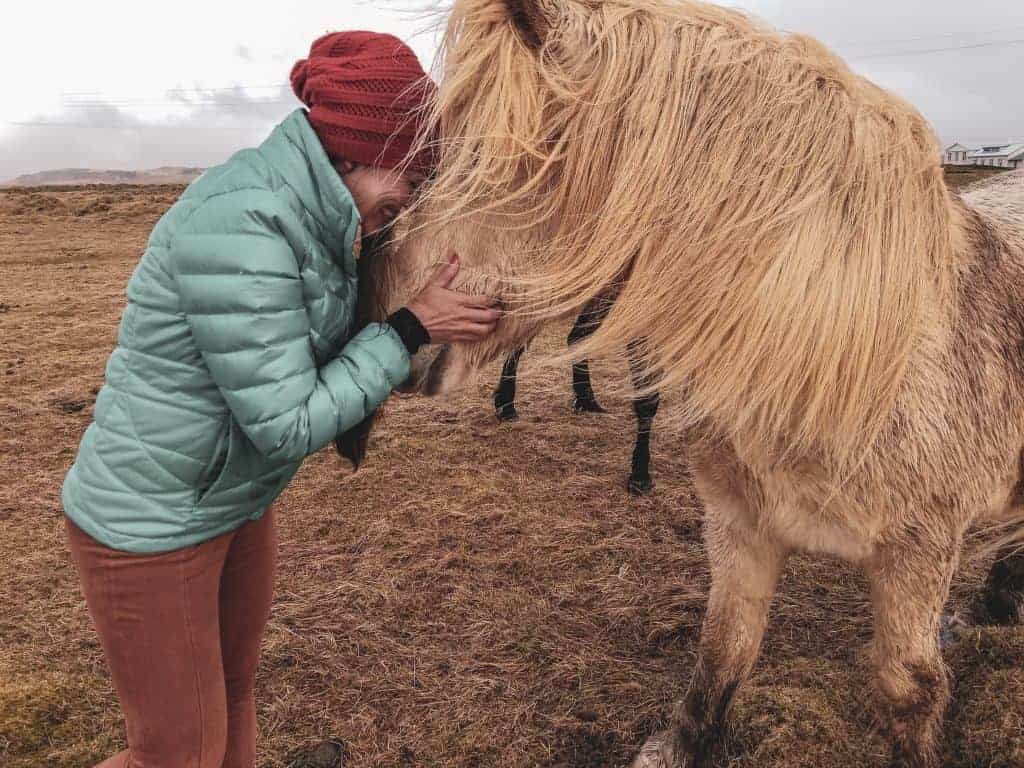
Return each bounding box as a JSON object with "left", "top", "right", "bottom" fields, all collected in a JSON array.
[{"left": 170, "top": 189, "right": 410, "bottom": 463}]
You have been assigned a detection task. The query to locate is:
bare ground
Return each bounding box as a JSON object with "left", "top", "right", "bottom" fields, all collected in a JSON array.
[{"left": 0, "top": 182, "right": 1021, "bottom": 768}]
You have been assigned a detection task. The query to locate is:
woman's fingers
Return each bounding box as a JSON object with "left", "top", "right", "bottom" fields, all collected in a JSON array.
[
  {"left": 438, "top": 287, "right": 500, "bottom": 310},
  {"left": 428, "top": 253, "right": 460, "bottom": 289},
  {"left": 459, "top": 293, "right": 501, "bottom": 309},
  {"left": 428, "top": 254, "right": 500, "bottom": 307},
  {"left": 451, "top": 320, "right": 498, "bottom": 341},
  {"left": 406, "top": 252, "right": 503, "bottom": 343},
  {"left": 458, "top": 306, "right": 503, "bottom": 324}
]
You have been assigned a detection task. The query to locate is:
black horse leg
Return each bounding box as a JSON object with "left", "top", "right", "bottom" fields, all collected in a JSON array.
[
  {"left": 982, "top": 546, "right": 1024, "bottom": 625},
  {"left": 627, "top": 343, "right": 660, "bottom": 495},
  {"left": 627, "top": 394, "right": 660, "bottom": 495},
  {"left": 494, "top": 347, "right": 525, "bottom": 421},
  {"left": 571, "top": 361, "right": 607, "bottom": 414},
  {"left": 568, "top": 298, "right": 610, "bottom": 414}
]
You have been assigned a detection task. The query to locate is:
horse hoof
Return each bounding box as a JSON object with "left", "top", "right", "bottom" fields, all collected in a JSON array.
[
  {"left": 981, "top": 554, "right": 1024, "bottom": 626},
  {"left": 573, "top": 397, "right": 608, "bottom": 415},
  {"left": 938, "top": 612, "right": 970, "bottom": 649},
  {"left": 495, "top": 405, "right": 520, "bottom": 422},
  {"left": 628, "top": 732, "right": 675, "bottom": 768},
  {"left": 629, "top": 477, "right": 655, "bottom": 495},
  {"left": 983, "top": 588, "right": 1024, "bottom": 626}
]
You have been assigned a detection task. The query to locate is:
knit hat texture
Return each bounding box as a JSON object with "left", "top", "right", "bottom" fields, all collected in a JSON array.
[{"left": 291, "top": 31, "right": 435, "bottom": 171}]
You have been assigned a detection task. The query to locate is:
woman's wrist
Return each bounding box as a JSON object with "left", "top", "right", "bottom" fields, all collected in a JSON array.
[{"left": 386, "top": 308, "right": 431, "bottom": 355}]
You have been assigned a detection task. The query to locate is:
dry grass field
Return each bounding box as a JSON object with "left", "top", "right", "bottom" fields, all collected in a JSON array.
[{"left": 1, "top": 175, "right": 1021, "bottom": 768}]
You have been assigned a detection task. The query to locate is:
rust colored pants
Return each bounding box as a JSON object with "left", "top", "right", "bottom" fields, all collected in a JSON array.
[{"left": 66, "top": 511, "right": 277, "bottom": 768}]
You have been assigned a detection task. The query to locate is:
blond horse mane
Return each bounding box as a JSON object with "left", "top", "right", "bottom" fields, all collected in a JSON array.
[{"left": 412, "top": 0, "right": 960, "bottom": 467}]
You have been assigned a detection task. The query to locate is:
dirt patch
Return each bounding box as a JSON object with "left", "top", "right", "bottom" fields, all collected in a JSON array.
[
  {"left": 0, "top": 185, "right": 1021, "bottom": 768},
  {"left": 49, "top": 396, "right": 89, "bottom": 414},
  {"left": 5, "top": 192, "right": 68, "bottom": 217},
  {"left": 71, "top": 199, "right": 113, "bottom": 217}
]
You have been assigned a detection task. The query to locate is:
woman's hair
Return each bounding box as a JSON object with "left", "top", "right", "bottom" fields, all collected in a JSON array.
[{"left": 334, "top": 228, "right": 397, "bottom": 469}]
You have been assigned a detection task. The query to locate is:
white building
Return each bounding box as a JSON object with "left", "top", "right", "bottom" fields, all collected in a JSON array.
[
  {"left": 946, "top": 142, "right": 1024, "bottom": 168},
  {"left": 944, "top": 143, "right": 973, "bottom": 165},
  {"left": 968, "top": 143, "right": 1024, "bottom": 169}
]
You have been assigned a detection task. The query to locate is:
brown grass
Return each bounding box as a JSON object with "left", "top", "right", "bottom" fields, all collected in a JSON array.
[
  {"left": 0, "top": 184, "right": 1021, "bottom": 768},
  {"left": 943, "top": 165, "right": 1012, "bottom": 192}
]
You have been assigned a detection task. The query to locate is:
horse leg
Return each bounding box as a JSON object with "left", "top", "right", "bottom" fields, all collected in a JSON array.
[
  {"left": 568, "top": 299, "right": 608, "bottom": 414},
  {"left": 627, "top": 344, "right": 660, "bottom": 495},
  {"left": 494, "top": 347, "right": 525, "bottom": 422},
  {"left": 866, "top": 537, "right": 958, "bottom": 768},
  {"left": 633, "top": 492, "right": 788, "bottom": 767},
  {"left": 571, "top": 361, "right": 606, "bottom": 414},
  {"left": 628, "top": 394, "right": 659, "bottom": 494},
  {"left": 980, "top": 545, "right": 1024, "bottom": 625}
]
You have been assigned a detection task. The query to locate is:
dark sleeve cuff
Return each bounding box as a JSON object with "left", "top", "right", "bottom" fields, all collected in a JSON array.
[{"left": 387, "top": 308, "right": 431, "bottom": 355}]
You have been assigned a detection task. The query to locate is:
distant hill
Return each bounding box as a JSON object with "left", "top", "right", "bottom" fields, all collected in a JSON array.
[{"left": 2, "top": 166, "right": 205, "bottom": 187}]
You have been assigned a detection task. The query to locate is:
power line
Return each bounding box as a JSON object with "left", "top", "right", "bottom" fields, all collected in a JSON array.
[
  {"left": 848, "top": 37, "right": 1024, "bottom": 60},
  {"left": 831, "top": 23, "right": 1024, "bottom": 49},
  {"left": 44, "top": 29, "right": 1024, "bottom": 105},
  {"left": 11, "top": 33, "right": 1024, "bottom": 129}
]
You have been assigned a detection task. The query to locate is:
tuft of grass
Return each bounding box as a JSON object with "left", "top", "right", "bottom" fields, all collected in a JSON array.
[
  {"left": 948, "top": 627, "right": 1024, "bottom": 767},
  {"left": 727, "top": 657, "right": 890, "bottom": 768},
  {"left": 0, "top": 664, "right": 120, "bottom": 768}
]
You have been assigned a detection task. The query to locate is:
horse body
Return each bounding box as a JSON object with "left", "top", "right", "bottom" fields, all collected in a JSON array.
[
  {"left": 384, "top": 2, "right": 1024, "bottom": 764},
  {"left": 711, "top": 182, "right": 1024, "bottom": 553},
  {"left": 648, "top": 177, "right": 1024, "bottom": 768}
]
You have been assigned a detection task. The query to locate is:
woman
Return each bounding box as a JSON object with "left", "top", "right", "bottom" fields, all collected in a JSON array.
[{"left": 61, "top": 32, "right": 499, "bottom": 768}]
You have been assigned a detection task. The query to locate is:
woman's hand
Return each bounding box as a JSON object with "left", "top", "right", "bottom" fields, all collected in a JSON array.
[{"left": 407, "top": 255, "right": 502, "bottom": 343}]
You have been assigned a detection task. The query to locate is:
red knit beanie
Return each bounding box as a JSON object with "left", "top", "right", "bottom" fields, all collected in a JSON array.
[{"left": 290, "top": 31, "right": 436, "bottom": 172}]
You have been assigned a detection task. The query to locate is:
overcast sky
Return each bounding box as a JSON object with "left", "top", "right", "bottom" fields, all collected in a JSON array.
[{"left": 1, "top": 0, "right": 1022, "bottom": 179}]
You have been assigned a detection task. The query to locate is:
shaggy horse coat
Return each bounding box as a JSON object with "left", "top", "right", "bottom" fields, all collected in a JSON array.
[{"left": 382, "top": 2, "right": 1024, "bottom": 766}]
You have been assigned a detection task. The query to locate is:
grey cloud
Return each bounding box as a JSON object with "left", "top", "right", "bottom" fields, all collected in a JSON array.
[
  {"left": 235, "top": 45, "right": 254, "bottom": 61},
  {"left": 0, "top": 86, "right": 298, "bottom": 180},
  {"left": 762, "top": 0, "right": 1024, "bottom": 146},
  {"left": 2, "top": 1, "right": 1021, "bottom": 178}
]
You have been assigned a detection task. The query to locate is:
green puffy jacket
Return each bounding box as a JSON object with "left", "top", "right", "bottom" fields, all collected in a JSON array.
[{"left": 62, "top": 109, "right": 410, "bottom": 553}]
